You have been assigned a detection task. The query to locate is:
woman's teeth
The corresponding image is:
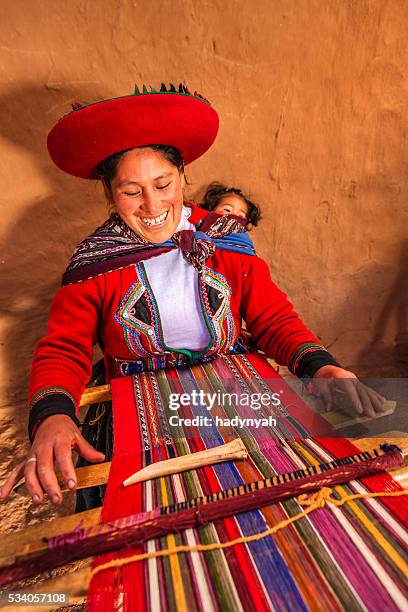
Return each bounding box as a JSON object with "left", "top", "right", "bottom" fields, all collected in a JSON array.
[{"left": 141, "top": 211, "right": 168, "bottom": 227}]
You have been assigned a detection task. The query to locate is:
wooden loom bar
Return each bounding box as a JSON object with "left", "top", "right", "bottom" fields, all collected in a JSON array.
[
  {"left": 3, "top": 466, "right": 407, "bottom": 606},
  {"left": 14, "top": 440, "right": 247, "bottom": 496},
  {"left": 3, "top": 464, "right": 407, "bottom": 569},
  {"left": 13, "top": 461, "right": 111, "bottom": 497},
  {"left": 79, "top": 384, "right": 111, "bottom": 407},
  {"left": 10, "top": 381, "right": 110, "bottom": 495},
  {"left": 0, "top": 445, "right": 404, "bottom": 587},
  {"left": 2, "top": 447, "right": 407, "bottom": 566},
  {"left": 11, "top": 436, "right": 408, "bottom": 497}
]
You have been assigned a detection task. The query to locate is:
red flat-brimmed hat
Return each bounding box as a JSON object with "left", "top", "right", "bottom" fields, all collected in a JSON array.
[{"left": 47, "top": 83, "right": 219, "bottom": 179}]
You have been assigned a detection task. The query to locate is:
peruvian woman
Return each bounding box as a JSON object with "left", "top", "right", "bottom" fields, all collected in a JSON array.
[{"left": 0, "top": 84, "right": 385, "bottom": 506}]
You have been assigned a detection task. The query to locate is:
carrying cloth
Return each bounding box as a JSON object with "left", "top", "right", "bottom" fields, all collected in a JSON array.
[{"left": 62, "top": 207, "right": 256, "bottom": 285}]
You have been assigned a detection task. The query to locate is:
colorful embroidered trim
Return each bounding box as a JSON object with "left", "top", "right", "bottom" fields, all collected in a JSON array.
[
  {"left": 289, "top": 342, "right": 329, "bottom": 373},
  {"left": 29, "top": 387, "right": 76, "bottom": 410},
  {"left": 113, "top": 263, "right": 238, "bottom": 370}
]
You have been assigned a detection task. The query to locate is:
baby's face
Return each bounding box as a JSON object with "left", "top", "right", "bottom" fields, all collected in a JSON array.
[{"left": 214, "top": 195, "right": 248, "bottom": 220}]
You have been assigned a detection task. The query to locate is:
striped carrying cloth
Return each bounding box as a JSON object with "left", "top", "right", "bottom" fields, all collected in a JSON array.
[{"left": 87, "top": 353, "right": 408, "bottom": 611}]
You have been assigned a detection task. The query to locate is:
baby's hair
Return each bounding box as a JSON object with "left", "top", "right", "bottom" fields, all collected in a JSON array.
[{"left": 201, "top": 182, "right": 261, "bottom": 226}]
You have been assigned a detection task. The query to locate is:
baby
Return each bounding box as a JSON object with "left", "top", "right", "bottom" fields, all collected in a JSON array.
[{"left": 200, "top": 182, "right": 261, "bottom": 228}]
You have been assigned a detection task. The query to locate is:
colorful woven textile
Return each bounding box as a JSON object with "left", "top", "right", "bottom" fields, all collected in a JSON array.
[
  {"left": 87, "top": 353, "right": 408, "bottom": 611},
  {"left": 62, "top": 207, "right": 255, "bottom": 284}
]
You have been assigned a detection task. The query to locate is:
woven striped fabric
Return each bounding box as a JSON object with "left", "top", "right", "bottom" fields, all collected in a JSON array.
[{"left": 87, "top": 353, "right": 408, "bottom": 611}]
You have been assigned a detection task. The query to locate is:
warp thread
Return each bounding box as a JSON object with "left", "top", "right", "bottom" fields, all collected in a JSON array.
[{"left": 90, "top": 486, "right": 408, "bottom": 579}]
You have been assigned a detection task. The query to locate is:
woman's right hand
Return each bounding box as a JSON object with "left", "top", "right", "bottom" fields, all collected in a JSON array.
[{"left": 0, "top": 414, "right": 105, "bottom": 505}]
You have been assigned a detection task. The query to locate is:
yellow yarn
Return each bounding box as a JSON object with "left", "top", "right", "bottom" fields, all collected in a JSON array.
[
  {"left": 90, "top": 487, "right": 408, "bottom": 579},
  {"left": 87, "top": 404, "right": 107, "bottom": 426},
  {"left": 159, "top": 477, "right": 188, "bottom": 612}
]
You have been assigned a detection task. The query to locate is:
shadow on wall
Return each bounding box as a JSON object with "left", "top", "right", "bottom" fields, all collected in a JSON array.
[
  {"left": 0, "top": 82, "right": 107, "bottom": 413},
  {"left": 330, "top": 242, "right": 408, "bottom": 377},
  {"left": 357, "top": 241, "right": 408, "bottom": 376}
]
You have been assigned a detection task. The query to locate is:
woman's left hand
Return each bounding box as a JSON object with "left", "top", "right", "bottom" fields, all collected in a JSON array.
[{"left": 312, "top": 365, "right": 387, "bottom": 417}]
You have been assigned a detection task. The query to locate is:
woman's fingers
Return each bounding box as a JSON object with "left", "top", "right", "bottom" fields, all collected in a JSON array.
[
  {"left": 333, "top": 379, "right": 387, "bottom": 417},
  {"left": 0, "top": 460, "right": 26, "bottom": 499},
  {"left": 364, "top": 386, "right": 387, "bottom": 413},
  {"left": 55, "top": 440, "right": 78, "bottom": 491},
  {"left": 55, "top": 431, "right": 104, "bottom": 493},
  {"left": 313, "top": 365, "right": 389, "bottom": 417},
  {"left": 74, "top": 434, "right": 105, "bottom": 464},
  {"left": 316, "top": 380, "right": 333, "bottom": 412},
  {"left": 30, "top": 447, "right": 63, "bottom": 505},
  {"left": 355, "top": 384, "right": 375, "bottom": 418},
  {"left": 28, "top": 415, "right": 80, "bottom": 503},
  {"left": 333, "top": 378, "right": 363, "bottom": 415},
  {"left": 24, "top": 455, "right": 45, "bottom": 504},
  {"left": 1, "top": 416, "right": 105, "bottom": 506}
]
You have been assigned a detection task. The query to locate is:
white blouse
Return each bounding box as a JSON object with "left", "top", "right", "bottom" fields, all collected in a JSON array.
[{"left": 143, "top": 206, "right": 211, "bottom": 351}]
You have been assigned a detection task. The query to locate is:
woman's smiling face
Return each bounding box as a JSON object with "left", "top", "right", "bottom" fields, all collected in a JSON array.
[{"left": 109, "top": 148, "right": 185, "bottom": 243}]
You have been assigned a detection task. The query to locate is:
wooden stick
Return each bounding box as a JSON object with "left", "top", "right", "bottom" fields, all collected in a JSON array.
[
  {"left": 0, "top": 563, "right": 90, "bottom": 612},
  {"left": 79, "top": 384, "right": 111, "bottom": 407},
  {"left": 354, "top": 435, "right": 408, "bottom": 455},
  {"left": 323, "top": 400, "right": 397, "bottom": 429},
  {"left": 15, "top": 462, "right": 408, "bottom": 609},
  {"left": 3, "top": 461, "right": 408, "bottom": 578},
  {"left": 123, "top": 438, "right": 248, "bottom": 487},
  {"left": 0, "top": 507, "right": 101, "bottom": 563},
  {"left": 0, "top": 443, "right": 406, "bottom": 589},
  {"left": 12, "top": 437, "right": 408, "bottom": 498},
  {"left": 0, "top": 446, "right": 404, "bottom": 587},
  {"left": 13, "top": 439, "right": 247, "bottom": 496},
  {"left": 13, "top": 461, "right": 111, "bottom": 497}
]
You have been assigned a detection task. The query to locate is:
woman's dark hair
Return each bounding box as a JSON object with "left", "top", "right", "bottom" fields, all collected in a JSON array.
[
  {"left": 96, "top": 144, "right": 185, "bottom": 188},
  {"left": 201, "top": 182, "right": 261, "bottom": 227}
]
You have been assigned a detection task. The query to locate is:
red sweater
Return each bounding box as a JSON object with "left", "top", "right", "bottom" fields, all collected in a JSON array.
[{"left": 28, "top": 249, "right": 336, "bottom": 438}]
